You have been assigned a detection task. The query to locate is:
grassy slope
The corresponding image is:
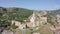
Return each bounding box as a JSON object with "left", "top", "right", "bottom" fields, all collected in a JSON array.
[
  {"left": 13, "top": 29, "right": 22, "bottom": 34},
  {"left": 33, "top": 24, "right": 53, "bottom": 34},
  {"left": 26, "top": 29, "right": 31, "bottom": 34}
]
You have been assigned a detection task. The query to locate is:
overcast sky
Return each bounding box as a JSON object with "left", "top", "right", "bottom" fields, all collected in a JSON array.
[{"left": 0, "top": 0, "right": 60, "bottom": 10}]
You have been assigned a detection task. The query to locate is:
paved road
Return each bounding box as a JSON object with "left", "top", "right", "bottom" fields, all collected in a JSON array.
[
  {"left": 2, "top": 30, "right": 14, "bottom": 34},
  {"left": 21, "top": 29, "right": 26, "bottom": 34}
]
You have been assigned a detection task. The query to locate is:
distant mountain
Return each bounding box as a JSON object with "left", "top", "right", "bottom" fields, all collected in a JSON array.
[
  {"left": 49, "top": 9, "right": 60, "bottom": 15},
  {"left": 0, "top": 7, "right": 33, "bottom": 22}
]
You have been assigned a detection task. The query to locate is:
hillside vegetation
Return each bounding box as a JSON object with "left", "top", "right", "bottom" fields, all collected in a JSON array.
[
  {"left": 0, "top": 7, "right": 33, "bottom": 29},
  {"left": 0, "top": 7, "right": 33, "bottom": 22},
  {"left": 0, "top": 7, "right": 60, "bottom": 30}
]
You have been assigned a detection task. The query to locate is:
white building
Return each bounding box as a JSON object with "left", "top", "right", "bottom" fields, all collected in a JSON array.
[
  {"left": 28, "top": 12, "right": 36, "bottom": 28},
  {"left": 57, "top": 14, "right": 60, "bottom": 23},
  {"left": 27, "top": 11, "right": 47, "bottom": 28},
  {"left": 12, "top": 20, "right": 26, "bottom": 29}
]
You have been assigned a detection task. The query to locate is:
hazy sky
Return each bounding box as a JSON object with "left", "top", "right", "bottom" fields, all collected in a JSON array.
[{"left": 0, "top": 0, "right": 60, "bottom": 10}]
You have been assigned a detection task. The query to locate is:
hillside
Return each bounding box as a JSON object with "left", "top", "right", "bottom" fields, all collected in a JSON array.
[
  {"left": 0, "top": 7, "right": 33, "bottom": 23},
  {"left": 0, "top": 7, "right": 60, "bottom": 23}
]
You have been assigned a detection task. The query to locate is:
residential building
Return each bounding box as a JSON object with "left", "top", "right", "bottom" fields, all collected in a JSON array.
[
  {"left": 12, "top": 20, "right": 26, "bottom": 29},
  {"left": 27, "top": 11, "right": 47, "bottom": 28}
]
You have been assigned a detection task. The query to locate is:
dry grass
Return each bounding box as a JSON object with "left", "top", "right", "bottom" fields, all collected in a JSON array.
[
  {"left": 13, "top": 29, "right": 22, "bottom": 34},
  {"left": 33, "top": 24, "right": 53, "bottom": 34}
]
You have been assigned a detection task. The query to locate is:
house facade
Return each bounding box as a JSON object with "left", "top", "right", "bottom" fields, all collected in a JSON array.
[{"left": 12, "top": 20, "right": 26, "bottom": 29}]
